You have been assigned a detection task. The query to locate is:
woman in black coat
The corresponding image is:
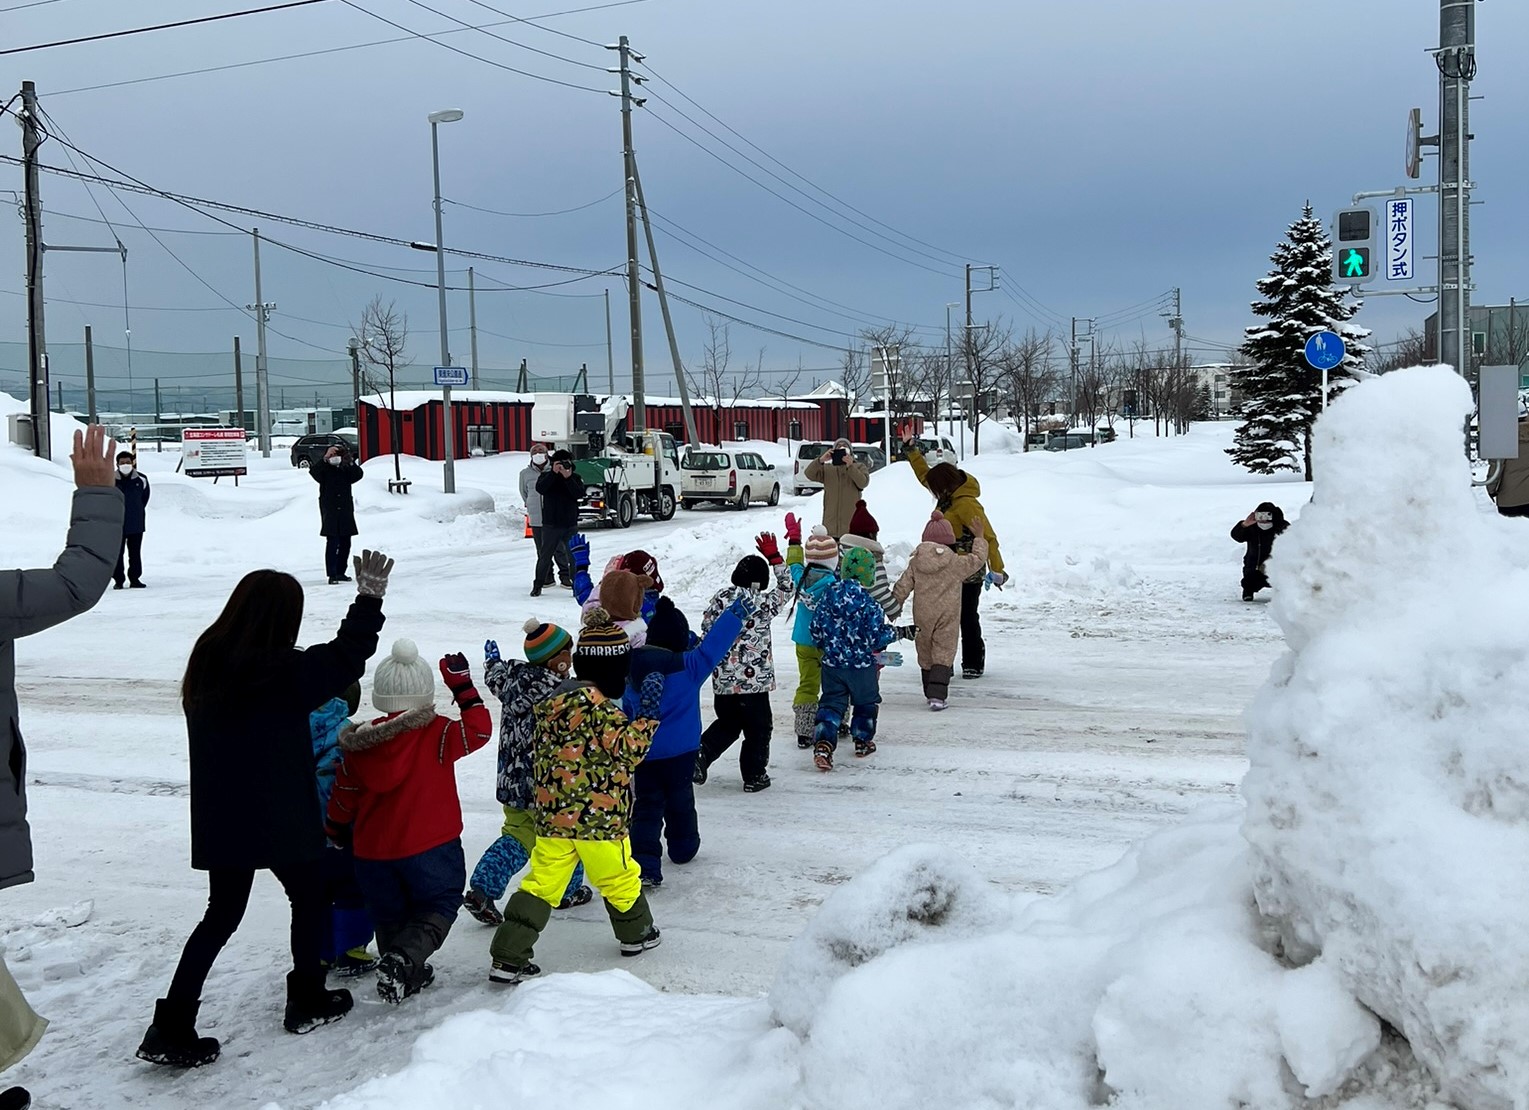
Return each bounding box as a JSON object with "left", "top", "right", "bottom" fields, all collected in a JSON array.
[
  {"left": 312, "top": 445, "right": 363, "bottom": 585},
  {"left": 1231, "top": 502, "right": 1288, "bottom": 601},
  {"left": 137, "top": 550, "right": 393, "bottom": 1069}
]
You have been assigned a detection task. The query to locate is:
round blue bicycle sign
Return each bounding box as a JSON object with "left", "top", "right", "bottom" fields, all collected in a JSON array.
[{"left": 1303, "top": 331, "right": 1346, "bottom": 372}]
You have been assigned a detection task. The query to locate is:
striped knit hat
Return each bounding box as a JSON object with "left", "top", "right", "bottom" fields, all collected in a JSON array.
[
  {"left": 576, "top": 607, "right": 631, "bottom": 658},
  {"left": 804, "top": 526, "right": 840, "bottom": 568},
  {"left": 522, "top": 617, "right": 573, "bottom": 666}
]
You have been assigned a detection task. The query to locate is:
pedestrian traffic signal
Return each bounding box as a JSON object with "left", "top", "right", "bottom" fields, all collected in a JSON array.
[{"left": 1331, "top": 206, "right": 1378, "bottom": 285}]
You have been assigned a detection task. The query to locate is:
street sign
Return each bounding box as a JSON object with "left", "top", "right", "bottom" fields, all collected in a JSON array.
[
  {"left": 1404, "top": 107, "right": 1423, "bottom": 180},
  {"left": 1332, "top": 206, "right": 1378, "bottom": 285},
  {"left": 182, "top": 427, "right": 248, "bottom": 478},
  {"left": 433, "top": 366, "right": 469, "bottom": 387},
  {"left": 1385, "top": 198, "right": 1414, "bottom": 281},
  {"left": 1304, "top": 331, "right": 1347, "bottom": 372}
]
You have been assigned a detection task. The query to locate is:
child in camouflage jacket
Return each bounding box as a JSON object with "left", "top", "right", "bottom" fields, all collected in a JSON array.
[{"left": 486, "top": 611, "right": 666, "bottom": 982}]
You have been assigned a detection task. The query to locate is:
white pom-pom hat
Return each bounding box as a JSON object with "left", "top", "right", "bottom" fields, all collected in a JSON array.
[{"left": 371, "top": 637, "right": 436, "bottom": 713}]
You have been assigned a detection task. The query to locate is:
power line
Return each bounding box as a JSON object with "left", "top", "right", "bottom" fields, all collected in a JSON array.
[
  {"left": 336, "top": 0, "right": 605, "bottom": 93},
  {"left": 642, "top": 93, "right": 962, "bottom": 279},
  {"left": 460, "top": 0, "right": 610, "bottom": 47},
  {"left": 396, "top": 0, "right": 605, "bottom": 70},
  {"left": 0, "top": 0, "right": 332, "bottom": 56},
  {"left": 644, "top": 206, "right": 943, "bottom": 337},
  {"left": 642, "top": 107, "right": 959, "bottom": 281},
  {"left": 0, "top": 0, "right": 74, "bottom": 11},
  {"left": 47, "top": 2, "right": 646, "bottom": 97},
  {"left": 443, "top": 187, "right": 622, "bottom": 218}
]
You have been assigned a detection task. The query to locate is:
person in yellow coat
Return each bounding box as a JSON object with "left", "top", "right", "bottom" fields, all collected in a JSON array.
[
  {"left": 486, "top": 612, "right": 665, "bottom": 983},
  {"left": 900, "top": 429, "right": 1006, "bottom": 680}
]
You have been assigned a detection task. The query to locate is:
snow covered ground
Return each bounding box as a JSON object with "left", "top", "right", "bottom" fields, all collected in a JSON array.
[{"left": 0, "top": 392, "right": 1475, "bottom": 1107}]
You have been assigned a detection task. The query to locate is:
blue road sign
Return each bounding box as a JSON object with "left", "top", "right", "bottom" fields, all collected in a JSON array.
[
  {"left": 433, "top": 366, "right": 469, "bottom": 387},
  {"left": 1303, "top": 331, "right": 1346, "bottom": 372}
]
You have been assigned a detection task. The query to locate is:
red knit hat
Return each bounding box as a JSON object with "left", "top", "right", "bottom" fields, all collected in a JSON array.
[
  {"left": 847, "top": 500, "right": 879, "bottom": 540},
  {"left": 618, "top": 550, "right": 663, "bottom": 593},
  {"left": 922, "top": 511, "right": 956, "bottom": 545}
]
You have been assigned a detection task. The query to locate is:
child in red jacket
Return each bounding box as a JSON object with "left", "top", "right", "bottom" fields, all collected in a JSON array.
[{"left": 326, "top": 638, "right": 493, "bottom": 1004}]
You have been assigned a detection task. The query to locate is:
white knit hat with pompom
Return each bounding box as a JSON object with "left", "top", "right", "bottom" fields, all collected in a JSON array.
[{"left": 371, "top": 638, "right": 436, "bottom": 713}]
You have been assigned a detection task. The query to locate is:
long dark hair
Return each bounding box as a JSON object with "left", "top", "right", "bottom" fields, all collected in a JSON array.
[{"left": 182, "top": 570, "right": 305, "bottom": 713}]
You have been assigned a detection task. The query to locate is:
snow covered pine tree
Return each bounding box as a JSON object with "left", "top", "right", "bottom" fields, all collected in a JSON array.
[{"left": 1229, "top": 203, "right": 1370, "bottom": 481}]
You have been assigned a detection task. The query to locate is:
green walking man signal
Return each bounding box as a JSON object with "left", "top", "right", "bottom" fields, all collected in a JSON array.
[
  {"left": 1341, "top": 247, "right": 1371, "bottom": 279},
  {"left": 1331, "top": 206, "right": 1378, "bottom": 286}
]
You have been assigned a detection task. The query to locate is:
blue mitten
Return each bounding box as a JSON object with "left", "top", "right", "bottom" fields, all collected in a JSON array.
[
  {"left": 569, "top": 533, "right": 591, "bottom": 573},
  {"left": 985, "top": 571, "right": 1007, "bottom": 592},
  {"left": 876, "top": 651, "right": 904, "bottom": 668},
  {"left": 638, "top": 671, "right": 666, "bottom": 719},
  {"left": 727, "top": 594, "right": 758, "bottom": 622},
  {"left": 485, "top": 639, "right": 501, "bottom": 663}
]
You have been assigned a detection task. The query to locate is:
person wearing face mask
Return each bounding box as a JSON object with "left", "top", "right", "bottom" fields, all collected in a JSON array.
[
  {"left": 113, "top": 451, "right": 151, "bottom": 590},
  {"left": 312, "top": 446, "right": 364, "bottom": 586},
  {"left": 519, "top": 444, "right": 572, "bottom": 592},
  {"left": 1231, "top": 502, "right": 1288, "bottom": 602}
]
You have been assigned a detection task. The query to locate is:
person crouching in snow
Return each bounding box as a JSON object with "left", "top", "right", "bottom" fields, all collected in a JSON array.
[
  {"left": 1231, "top": 502, "right": 1287, "bottom": 601},
  {"left": 893, "top": 512, "right": 990, "bottom": 711},
  {"left": 624, "top": 594, "right": 749, "bottom": 887},
  {"left": 693, "top": 533, "right": 794, "bottom": 793},
  {"left": 462, "top": 620, "right": 592, "bottom": 929},
  {"left": 325, "top": 639, "right": 493, "bottom": 1004},
  {"left": 786, "top": 517, "right": 841, "bottom": 749},
  {"left": 809, "top": 546, "right": 897, "bottom": 770},
  {"left": 310, "top": 681, "right": 375, "bottom": 977},
  {"left": 487, "top": 612, "right": 665, "bottom": 983}
]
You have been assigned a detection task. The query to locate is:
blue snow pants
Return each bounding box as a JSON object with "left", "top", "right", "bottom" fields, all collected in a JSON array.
[{"left": 814, "top": 665, "right": 881, "bottom": 750}]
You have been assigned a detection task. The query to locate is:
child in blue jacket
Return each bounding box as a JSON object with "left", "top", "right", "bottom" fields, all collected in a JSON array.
[
  {"left": 311, "top": 681, "right": 375, "bottom": 976},
  {"left": 808, "top": 554, "right": 896, "bottom": 772},
  {"left": 787, "top": 518, "right": 843, "bottom": 750},
  {"left": 622, "top": 595, "right": 750, "bottom": 886}
]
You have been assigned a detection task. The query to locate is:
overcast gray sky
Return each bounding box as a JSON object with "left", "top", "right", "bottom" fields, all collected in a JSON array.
[{"left": 1, "top": 0, "right": 1522, "bottom": 405}]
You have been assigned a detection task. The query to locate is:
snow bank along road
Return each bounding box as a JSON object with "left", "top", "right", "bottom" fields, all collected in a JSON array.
[{"left": 3, "top": 420, "right": 1292, "bottom": 1107}]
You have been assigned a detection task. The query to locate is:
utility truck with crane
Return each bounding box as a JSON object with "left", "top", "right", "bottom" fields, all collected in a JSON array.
[{"left": 530, "top": 393, "right": 681, "bottom": 528}]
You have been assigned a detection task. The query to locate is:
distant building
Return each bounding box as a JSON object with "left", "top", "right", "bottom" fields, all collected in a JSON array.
[
  {"left": 1191, "top": 364, "right": 1236, "bottom": 418},
  {"left": 1421, "top": 302, "right": 1529, "bottom": 368}
]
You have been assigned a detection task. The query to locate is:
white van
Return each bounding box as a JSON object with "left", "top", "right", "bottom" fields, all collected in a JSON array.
[{"left": 680, "top": 447, "right": 781, "bottom": 510}]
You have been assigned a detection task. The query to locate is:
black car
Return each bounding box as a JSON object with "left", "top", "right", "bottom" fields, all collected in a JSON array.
[{"left": 290, "top": 432, "right": 359, "bottom": 469}]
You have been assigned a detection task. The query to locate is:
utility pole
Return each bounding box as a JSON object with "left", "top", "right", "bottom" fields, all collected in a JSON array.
[
  {"left": 609, "top": 35, "right": 647, "bottom": 430},
  {"left": 631, "top": 152, "right": 700, "bottom": 446},
  {"left": 1437, "top": 0, "right": 1474, "bottom": 381},
  {"left": 1070, "top": 316, "right": 1079, "bottom": 422},
  {"left": 246, "top": 228, "right": 275, "bottom": 458},
  {"left": 604, "top": 287, "right": 615, "bottom": 394},
  {"left": 84, "top": 325, "right": 97, "bottom": 424},
  {"left": 153, "top": 377, "right": 162, "bottom": 452},
  {"left": 20, "top": 81, "right": 50, "bottom": 458},
  {"left": 233, "top": 336, "right": 244, "bottom": 433},
  {"left": 1165, "top": 288, "right": 1184, "bottom": 370},
  {"left": 348, "top": 337, "right": 361, "bottom": 424},
  {"left": 467, "top": 266, "right": 480, "bottom": 390},
  {"left": 964, "top": 263, "right": 974, "bottom": 401}
]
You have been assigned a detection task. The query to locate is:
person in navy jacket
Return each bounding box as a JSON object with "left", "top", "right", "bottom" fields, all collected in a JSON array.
[
  {"left": 113, "top": 451, "right": 150, "bottom": 589},
  {"left": 622, "top": 596, "right": 749, "bottom": 887}
]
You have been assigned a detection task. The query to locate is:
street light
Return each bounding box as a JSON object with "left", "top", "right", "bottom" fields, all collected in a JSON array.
[{"left": 429, "top": 107, "right": 464, "bottom": 493}]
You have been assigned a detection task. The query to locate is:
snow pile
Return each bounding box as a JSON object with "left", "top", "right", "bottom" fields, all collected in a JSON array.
[{"left": 1243, "top": 365, "right": 1529, "bottom": 1109}]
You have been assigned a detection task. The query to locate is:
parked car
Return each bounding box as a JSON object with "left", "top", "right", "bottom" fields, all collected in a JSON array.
[
  {"left": 890, "top": 435, "right": 958, "bottom": 463},
  {"left": 680, "top": 447, "right": 780, "bottom": 510},
  {"left": 793, "top": 442, "right": 887, "bottom": 496},
  {"left": 1043, "top": 433, "right": 1091, "bottom": 452},
  {"left": 290, "top": 431, "right": 359, "bottom": 468}
]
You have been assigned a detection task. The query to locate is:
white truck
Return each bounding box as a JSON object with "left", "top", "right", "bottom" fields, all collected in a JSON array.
[{"left": 530, "top": 393, "right": 682, "bottom": 528}]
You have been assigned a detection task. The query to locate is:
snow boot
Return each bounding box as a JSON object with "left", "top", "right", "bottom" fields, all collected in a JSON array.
[
  {"left": 742, "top": 774, "right": 771, "bottom": 793},
  {"left": 793, "top": 703, "right": 816, "bottom": 748},
  {"left": 962, "top": 667, "right": 983, "bottom": 680},
  {"left": 640, "top": 875, "right": 662, "bottom": 890},
  {"left": 692, "top": 758, "right": 709, "bottom": 786},
  {"left": 0, "top": 1087, "right": 28, "bottom": 1110},
  {"left": 463, "top": 888, "right": 504, "bottom": 926},
  {"left": 374, "top": 952, "right": 418, "bottom": 1005},
  {"left": 619, "top": 926, "right": 662, "bottom": 957},
  {"left": 557, "top": 885, "right": 595, "bottom": 910},
  {"left": 136, "top": 998, "right": 221, "bottom": 1068},
  {"left": 283, "top": 971, "right": 353, "bottom": 1033},
  {"left": 797, "top": 736, "right": 813, "bottom": 749},
  {"left": 854, "top": 738, "right": 877, "bottom": 758},
  {"left": 928, "top": 698, "right": 948, "bottom": 712},
  {"left": 1242, "top": 590, "right": 1255, "bottom": 602},
  {"left": 813, "top": 741, "right": 834, "bottom": 772},
  {"left": 332, "top": 947, "right": 377, "bottom": 978},
  {"left": 489, "top": 958, "right": 541, "bottom": 984}
]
